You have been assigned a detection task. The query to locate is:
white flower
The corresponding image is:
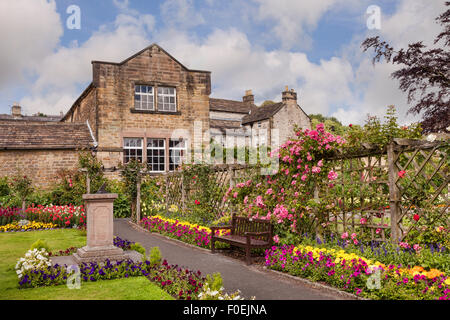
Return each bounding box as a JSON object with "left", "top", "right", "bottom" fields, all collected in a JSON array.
[
  {"left": 426, "top": 134, "right": 437, "bottom": 142},
  {"left": 447, "top": 126, "right": 450, "bottom": 132}
]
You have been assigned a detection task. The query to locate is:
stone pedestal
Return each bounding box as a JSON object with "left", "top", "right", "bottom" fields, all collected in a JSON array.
[{"left": 73, "top": 193, "right": 129, "bottom": 264}]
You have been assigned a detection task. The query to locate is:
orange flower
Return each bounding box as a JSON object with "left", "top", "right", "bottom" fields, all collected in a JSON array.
[{"left": 424, "top": 269, "right": 442, "bottom": 279}]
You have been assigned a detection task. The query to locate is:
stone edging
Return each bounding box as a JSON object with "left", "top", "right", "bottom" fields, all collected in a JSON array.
[{"left": 127, "top": 220, "right": 368, "bottom": 300}]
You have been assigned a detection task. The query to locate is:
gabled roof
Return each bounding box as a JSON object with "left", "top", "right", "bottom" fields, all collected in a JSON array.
[
  {"left": 91, "top": 43, "right": 211, "bottom": 74},
  {"left": 210, "top": 98, "right": 254, "bottom": 114},
  {"left": 241, "top": 102, "right": 285, "bottom": 125},
  {"left": 0, "top": 123, "right": 94, "bottom": 150}
]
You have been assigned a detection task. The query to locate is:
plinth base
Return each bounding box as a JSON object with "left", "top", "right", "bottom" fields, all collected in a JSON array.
[{"left": 73, "top": 245, "right": 130, "bottom": 264}]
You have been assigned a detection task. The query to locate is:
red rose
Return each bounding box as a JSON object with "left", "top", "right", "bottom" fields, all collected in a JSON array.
[
  {"left": 398, "top": 170, "right": 406, "bottom": 178},
  {"left": 413, "top": 214, "right": 420, "bottom": 222}
]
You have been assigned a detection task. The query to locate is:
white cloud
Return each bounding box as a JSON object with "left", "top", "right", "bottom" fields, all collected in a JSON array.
[
  {"left": 330, "top": 0, "right": 447, "bottom": 126},
  {"left": 160, "top": 0, "right": 205, "bottom": 29},
  {"left": 18, "top": 11, "right": 155, "bottom": 115},
  {"left": 252, "top": 0, "right": 363, "bottom": 49},
  {"left": 0, "top": 0, "right": 62, "bottom": 88},
  {"left": 157, "top": 28, "right": 354, "bottom": 116}
]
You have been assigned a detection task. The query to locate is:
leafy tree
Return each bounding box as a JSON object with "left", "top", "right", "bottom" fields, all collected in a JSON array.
[
  {"left": 361, "top": 2, "right": 450, "bottom": 133},
  {"left": 260, "top": 100, "right": 276, "bottom": 107},
  {"left": 309, "top": 114, "right": 347, "bottom": 135}
]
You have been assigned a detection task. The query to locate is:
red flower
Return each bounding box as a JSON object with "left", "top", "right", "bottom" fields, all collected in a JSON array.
[
  {"left": 194, "top": 200, "right": 200, "bottom": 205},
  {"left": 413, "top": 214, "right": 420, "bottom": 222},
  {"left": 349, "top": 124, "right": 353, "bottom": 128},
  {"left": 398, "top": 170, "right": 406, "bottom": 178}
]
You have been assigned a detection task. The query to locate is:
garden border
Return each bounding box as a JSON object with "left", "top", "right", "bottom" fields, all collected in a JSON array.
[{"left": 127, "top": 220, "right": 365, "bottom": 300}]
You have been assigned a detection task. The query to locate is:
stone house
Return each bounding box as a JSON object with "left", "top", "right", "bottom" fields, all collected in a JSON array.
[{"left": 0, "top": 43, "right": 311, "bottom": 187}]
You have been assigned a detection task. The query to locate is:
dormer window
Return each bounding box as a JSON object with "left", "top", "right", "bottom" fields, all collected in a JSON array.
[{"left": 134, "top": 85, "right": 154, "bottom": 111}]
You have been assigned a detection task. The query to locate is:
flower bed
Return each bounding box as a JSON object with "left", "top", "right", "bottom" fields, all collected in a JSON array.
[
  {"left": 18, "top": 257, "right": 206, "bottom": 300},
  {"left": 25, "top": 205, "right": 86, "bottom": 228},
  {"left": 140, "top": 215, "right": 230, "bottom": 249},
  {"left": 0, "top": 207, "right": 24, "bottom": 225},
  {"left": 0, "top": 221, "right": 59, "bottom": 233},
  {"left": 265, "top": 245, "right": 449, "bottom": 300},
  {"left": 0, "top": 205, "right": 86, "bottom": 228}
]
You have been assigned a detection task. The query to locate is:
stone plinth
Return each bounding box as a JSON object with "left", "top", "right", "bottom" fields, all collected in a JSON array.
[{"left": 73, "top": 193, "right": 129, "bottom": 264}]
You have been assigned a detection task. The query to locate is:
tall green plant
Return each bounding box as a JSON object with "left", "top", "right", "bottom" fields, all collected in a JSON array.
[{"left": 119, "top": 159, "right": 144, "bottom": 222}]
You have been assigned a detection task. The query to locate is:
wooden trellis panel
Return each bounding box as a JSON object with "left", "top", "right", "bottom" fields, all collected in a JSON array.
[{"left": 390, "top": 139, "right": 449, "bottom": 242}]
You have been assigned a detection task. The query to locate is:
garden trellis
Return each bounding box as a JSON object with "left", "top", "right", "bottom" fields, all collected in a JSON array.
[{"left": 85, "top": 137, "right": 448, "bottom": 244}]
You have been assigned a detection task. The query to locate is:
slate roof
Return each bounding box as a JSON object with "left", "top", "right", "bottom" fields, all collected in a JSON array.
[
  {"left": 210, "top": 98, "right": 254, "bottom": 114},
  {"left": 210, "top": 119, "right": 243, "bottom": 129},
  {"left": 0, "top": 123, "right": 94, "bottom": 150},
  {"left": 0, "top": 114, "right": 62, "bottom": 122},
  {"left": 241, "top": 102, "right": 285, "bottom": 125}
]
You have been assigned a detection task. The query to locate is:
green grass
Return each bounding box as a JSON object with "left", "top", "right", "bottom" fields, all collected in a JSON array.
[{"left": 0, "top": 229, "right": 174, "bottom": 300}]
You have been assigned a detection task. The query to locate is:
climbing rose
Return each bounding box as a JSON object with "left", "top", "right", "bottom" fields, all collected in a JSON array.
[
  {"left": 328, "top": 170, "right": 338, "bottom": 181},
  {"left": 398, "top": 170, "right": 406, "bottom": 178},
  {"left": 413, "top": 214, "right": 420, "bottom": 222}
]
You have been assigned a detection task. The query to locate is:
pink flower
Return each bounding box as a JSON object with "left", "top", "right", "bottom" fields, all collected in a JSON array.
[
  {"left": 351, "top": 233, "right": 357, "bottom": 240},
  {"left": 301, "top": 175, "right": 307, "bottom": 181},
  {"left": 317, "top": 160, "right": 323, "bottom": 167},
  {"left": 273, "top": 235, "right": 280, "bottom": 244},
  {"left": 413, "top": 244, "right": 422, "bottom": 252},
  {"left": 243, "top": 196, "right": 248, "bottom": 204},
  {"left": 312, "top": 166, "right": 321, "bottom": 174},
  {"left": 328, "top": 170, "right": 338, "bottom": 181},
  {"left": 266, "top": 188, "right": 273, "bottom": 195},
  {"left": 233, "top": 192, "right": 238, "bottom": 198},
  {"left": 291, "top": 180, "right": 297, "bottom": 186},
  {"left": 341, "top": 232, "right": 348, "bottom": 239},
  {"left": 360, "top": 218, "right": 367, "bottom": 225}
]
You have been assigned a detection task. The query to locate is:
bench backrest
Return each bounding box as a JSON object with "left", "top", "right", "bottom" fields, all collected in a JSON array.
[{"left": 231, "top": 215, "right": 273, "bottom": 241}]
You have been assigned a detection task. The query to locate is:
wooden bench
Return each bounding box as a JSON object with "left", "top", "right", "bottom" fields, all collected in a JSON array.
[{"left": 210, "top": 214, "right": 274, "bottom": 265}]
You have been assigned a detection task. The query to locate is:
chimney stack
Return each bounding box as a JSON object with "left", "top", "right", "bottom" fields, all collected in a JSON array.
[
  {"left": 11, "top": 103, "right": 22, "bottom": 117},
  {"left": 282, "top": 86, "right": 297, "bottom": 104},
  {"left": 243, "top": 90, "right": 255, "bottom": 105}
]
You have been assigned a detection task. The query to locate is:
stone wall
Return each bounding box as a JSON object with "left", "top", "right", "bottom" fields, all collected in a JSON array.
[
  {"left": 92, "top": 45, "right": 211, "bottom": 169},
  {"left": 0, "top": 149, "right": 81, "bottom": 189},
  {"left": 273, "top": 103, "right": 311, "bottom": 144}
]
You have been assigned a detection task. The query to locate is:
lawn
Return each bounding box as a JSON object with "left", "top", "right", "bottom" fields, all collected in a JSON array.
[{"left": 0, "top": 229, "right": 173, "bottom": 300}]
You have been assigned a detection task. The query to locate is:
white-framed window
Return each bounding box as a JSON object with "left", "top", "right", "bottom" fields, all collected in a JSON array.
[
  {"left": 147, "top": 139, "right": 166, "bottom": 172},
  {"left": 169, "top": 139, "right": 186, "bottom": 171},
  {"left": 123, "top": 138, "right": 143, "bottom": 163},
  {"left": 157, "top": 87, "right": 176, "bottom": 112},
  {"left": 134, "top": 85, "right": 154, "bottom": 111}
]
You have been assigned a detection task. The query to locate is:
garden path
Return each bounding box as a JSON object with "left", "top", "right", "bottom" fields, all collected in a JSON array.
[{"left": 114, "top": 219, "right": 353, "bottom": 300}]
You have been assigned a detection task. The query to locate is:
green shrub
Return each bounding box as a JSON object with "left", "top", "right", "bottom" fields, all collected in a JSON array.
[
  {"left": 129, "top": 242, "right": 146, "bottom": 258},
  {"left": 30, "top": 239, "right": 51, "bottom": 252},
  {"left": 149, "top": 247, "right": 162, "bottom": 266},
  {"left": 205, "top": 272, "right": 223, "bottom": 292},
  {"left": 0, "top": 177, "right": 10, "bottom": 197}
]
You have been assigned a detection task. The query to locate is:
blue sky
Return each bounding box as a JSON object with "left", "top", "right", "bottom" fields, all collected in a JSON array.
[{"left": 0, "top": 0, "right": 446, "bottom": 125}]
